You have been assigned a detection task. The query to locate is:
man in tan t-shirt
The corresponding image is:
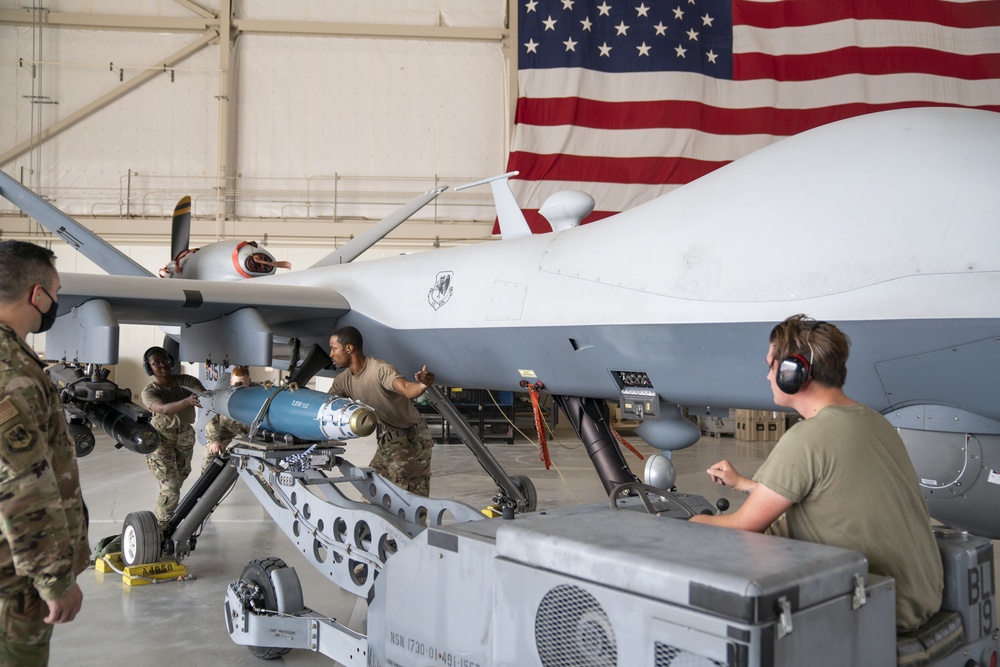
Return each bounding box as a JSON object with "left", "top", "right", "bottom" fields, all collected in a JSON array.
[
  {"left": 689, "top": 314, "right": 943, "bottom": 632},
  {"left": 328, "top": 326, "right": 436, "bottom": 496}
]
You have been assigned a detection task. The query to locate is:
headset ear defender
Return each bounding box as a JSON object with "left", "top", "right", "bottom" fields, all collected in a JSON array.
[
  {"left": 775, "top": 320, "right": 826, "bottom": 394},
  {"left": 776, "top": 354, "right": 811, "bottom": 394},
  {"left": 142, "top": 346, "right": 176, "bottom": 376}
]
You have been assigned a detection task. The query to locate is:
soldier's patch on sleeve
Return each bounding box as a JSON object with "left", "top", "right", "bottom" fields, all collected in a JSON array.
[
  {"left": 1, "top": 420, "right": 36, "bottom": 454},
  {"left": 0, "top": 397, "right": 17, "bottom": 426}
]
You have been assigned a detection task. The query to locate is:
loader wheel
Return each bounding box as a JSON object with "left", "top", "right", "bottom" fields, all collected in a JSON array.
[
  {"left": 121, "top": 511, "right": 162, "bottom": 566},
  {"left": 240, "top": 557, "right": 292, "bottom": 660},
  {"left": 511, "top": 474, "right": 538, "bottom": 513}
]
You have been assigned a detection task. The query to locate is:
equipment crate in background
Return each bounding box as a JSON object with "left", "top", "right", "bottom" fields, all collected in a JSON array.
[
  {"left": 733, "top": 409, "right": 787, "bottom": 442},
  {"left": 697, "top": 411, "right": 737, "bottom": 438},
  {"left": 416, "top": 387, "right": 516, "bottom": 444}
]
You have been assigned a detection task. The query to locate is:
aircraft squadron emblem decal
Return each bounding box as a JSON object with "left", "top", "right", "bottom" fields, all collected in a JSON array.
[
  {"left": 0, "top": 398, "right": 35, "bottom": 454},
  {"left": 2, "top": 422, "right": 35, "bottom": 454},
  {"left": 428, "top": 271, "right": 454, "bottom": 311}
]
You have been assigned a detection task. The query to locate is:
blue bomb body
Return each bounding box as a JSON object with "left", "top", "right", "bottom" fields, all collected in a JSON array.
[{"left": 209, "top": 385, "right": 376, "bottom": 442}]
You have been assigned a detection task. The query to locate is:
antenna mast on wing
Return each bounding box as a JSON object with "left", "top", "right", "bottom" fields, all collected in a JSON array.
[{"left": 309, "top": 186, "right": 448, "bottom": 268}]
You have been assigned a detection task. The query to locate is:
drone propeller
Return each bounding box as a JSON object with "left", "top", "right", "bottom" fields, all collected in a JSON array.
[{"left": 170, "top": 196, "right": 192, "bottom": 260}]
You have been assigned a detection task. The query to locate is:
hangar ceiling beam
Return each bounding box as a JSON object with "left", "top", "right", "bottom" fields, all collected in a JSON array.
[
  {"left": 0, "top": 9, "right": 212, "bottom": 33},
  {"left": 172, "top": 0, "right": 216, "bottom": 20},
  {"left": 0, "top": 10, "right": 507, "bottom": 42},
  {"left": 233, "top": 20, "right": 504, "bottom": 42},
  {"left": 0, "top": 30, "right": 218, "bottom": 168}
]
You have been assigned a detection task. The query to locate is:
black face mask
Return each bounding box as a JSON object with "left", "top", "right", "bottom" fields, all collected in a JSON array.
[{"left": 33, "top": 286, "right": 58, "bottom": 334}]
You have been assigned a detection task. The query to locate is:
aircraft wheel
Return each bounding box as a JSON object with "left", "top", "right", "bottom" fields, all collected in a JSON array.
[
  {"left": 240, "top": 557, "right": 292, "bottom": 660},
  {"left": 121, "top": 511, "right": 162, "bottom": 566},
  {"left": 511, "top": 474, "right": 537, "bottom": 513}
]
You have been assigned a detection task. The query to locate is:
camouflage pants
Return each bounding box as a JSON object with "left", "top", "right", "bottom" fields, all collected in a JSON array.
[
  {"left": 0, "top": 589, "right": 52, "bottom": 667},
  {"left": 371, "top": 424, "right": 434, "bottom": 497},
  {"left": 146, "top": 428, "right": 195, "bottom": 526}
]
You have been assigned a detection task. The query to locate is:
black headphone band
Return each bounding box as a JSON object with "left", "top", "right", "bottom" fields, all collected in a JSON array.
[{"left": 803, "top": 319, "right": 829, "bottom": 368}]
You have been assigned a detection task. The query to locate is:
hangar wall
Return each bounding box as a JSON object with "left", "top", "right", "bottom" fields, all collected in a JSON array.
[{"left": 0, "top": 0, "right": 512, "bottom": 244}]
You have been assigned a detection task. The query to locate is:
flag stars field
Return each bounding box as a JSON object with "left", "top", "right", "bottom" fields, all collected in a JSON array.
[{"left": 506, "top": 0, "right": 1000, "bottom": 234}]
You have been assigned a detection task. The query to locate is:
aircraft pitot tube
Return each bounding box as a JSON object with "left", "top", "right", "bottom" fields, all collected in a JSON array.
[{"left": 198, "top": 385, "right": 377, "bottom": 442}]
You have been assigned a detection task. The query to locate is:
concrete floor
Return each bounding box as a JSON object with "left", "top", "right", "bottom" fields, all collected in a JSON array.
[{"left": 53, "top": 421, "right": 997, "bottom": 666}]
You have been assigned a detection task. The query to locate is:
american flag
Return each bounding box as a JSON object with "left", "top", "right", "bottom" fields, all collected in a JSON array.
[{"left": 506, "top": 0, "right": 1000, "bottom": 233}]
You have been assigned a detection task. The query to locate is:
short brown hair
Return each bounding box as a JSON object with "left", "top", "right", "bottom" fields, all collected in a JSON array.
[
  {"left": 769, "top": 315, "right": 850, "bottom": 388},
  {"left": 231, "top": 365, "right": 249, "bottom": 377}
]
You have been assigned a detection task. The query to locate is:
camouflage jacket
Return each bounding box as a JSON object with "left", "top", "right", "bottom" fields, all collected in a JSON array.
[{"left": 0, "top": 324, "right": 90, "bottom": 600}]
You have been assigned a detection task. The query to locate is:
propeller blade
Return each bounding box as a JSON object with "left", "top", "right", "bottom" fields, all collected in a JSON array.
[
  {"left": 287, "top": 344, "right": 332, "bottom": 387},
  {"left": 170, "top": 196, "right": 192, "bottom": 260}
]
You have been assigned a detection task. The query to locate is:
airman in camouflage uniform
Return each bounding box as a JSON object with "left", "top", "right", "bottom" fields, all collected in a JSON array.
[
  {"left": 369, "top": 425, "right": 434, "bottom": 497},
  {"left": 0, "top": 241, "right": 89, "bottom": 666},
  {"left": 328, "top": 326, "right": 435, "bottom": 497},
  {"left": 201, "top": 413, "right": 249, "bottom": 473},
  {"left": 140, "top": 347, "right": 205, "bottom": 528},
  {"left": 201, "top": 366, "right": 252, "bottom": 474}
]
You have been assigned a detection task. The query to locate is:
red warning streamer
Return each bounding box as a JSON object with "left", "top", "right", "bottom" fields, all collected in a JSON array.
[
  {"left": 521, "top": 381, "right": 551, "bottom": 470},
  {"left": 612, "top": 428, "right": 644, "bottom": 461}
]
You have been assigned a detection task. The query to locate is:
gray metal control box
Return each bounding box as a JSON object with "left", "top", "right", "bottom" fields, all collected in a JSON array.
[
  {"left": 367, "top": 504, "right": 896, "bottom": 667},
  {"left": 936, "top": 528, "right": 995, "bottom": 645}
]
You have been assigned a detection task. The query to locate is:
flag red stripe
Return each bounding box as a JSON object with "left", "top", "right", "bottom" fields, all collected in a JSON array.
[
  {"left": 507, "top": 152, "right": 728, "bottom": 185},
  {"left": 515, "top": 98, "right": 1000, "bottom": 135},
  {"left": 733, "top": 0, "right": 1000, "bottom": 30},
  {"left": 734, "top": 48, "right": 1000, "bottom": 81}
]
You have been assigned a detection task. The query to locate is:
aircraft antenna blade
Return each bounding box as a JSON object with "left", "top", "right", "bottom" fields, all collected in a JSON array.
[
  {"left": 0, "top": 169, "right": 153, "bottom": 277},
  {"left": 455, "top": 171, "right": 531, "bottom": 240},
  {"left": 309, "top": 186, "right": 448, "bottom": 268},
  {"left": 286, "top": 344, "right": 332, "bottom": 387},
  {"left": 170, "top": 196, "right": 192, "bottom": 260}
]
